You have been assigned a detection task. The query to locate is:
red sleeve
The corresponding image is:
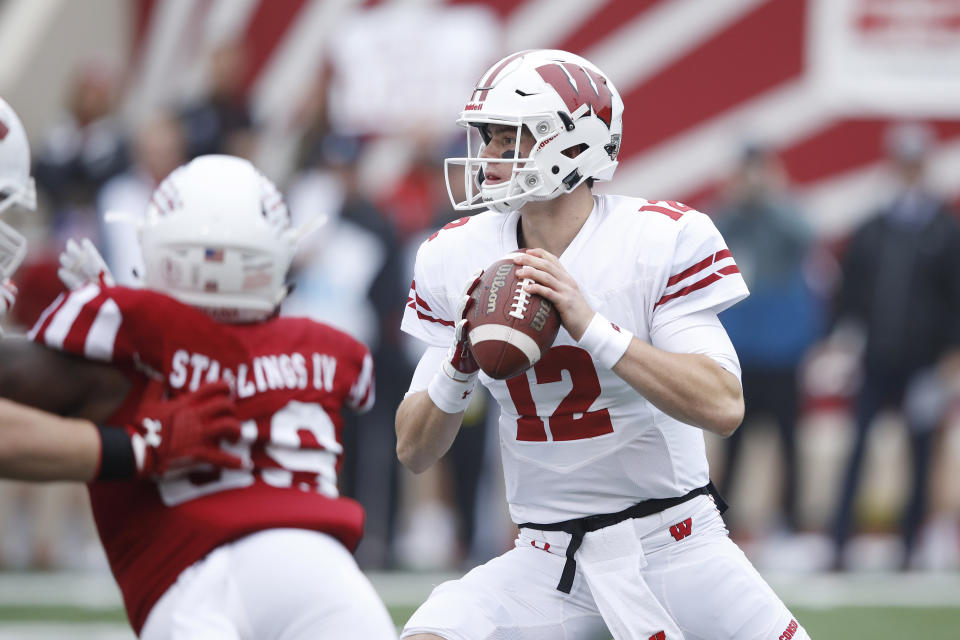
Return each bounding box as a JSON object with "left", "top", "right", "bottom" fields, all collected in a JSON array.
[
  {"left": 28, "top": 285, "right": 176, "bottom": 370},
  {"left": 346, "top": 346, "right": 375, "bottom": 414},
  {"left": 29, "top": 285, "right": 133, "bottom": 363},
  {"left": 306, "top": 321, "right": 375, "bottom": 415}
]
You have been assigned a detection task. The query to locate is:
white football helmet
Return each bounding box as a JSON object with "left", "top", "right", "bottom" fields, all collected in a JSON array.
[
  {"left": 445, "top": 49, "right": 624, "bottom": 213},
  {"left": 0, "top": 97, "right": 37, "bottom": 278},
  {"left": 140, "top": 155, "right": 299, "bottom": 323}
]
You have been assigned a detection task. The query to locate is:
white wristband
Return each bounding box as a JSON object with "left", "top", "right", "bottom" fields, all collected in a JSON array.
[
  {"left": 577, "top": 313, "right": 634, "bottom": 369},
  {"left": 427, "top": 368, "right": 478, "bottom": 414}
]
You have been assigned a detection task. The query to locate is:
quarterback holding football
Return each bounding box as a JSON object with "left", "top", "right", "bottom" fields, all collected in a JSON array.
[
  {"left": 396, "top": 49, "right": 810, "bottom": 639},
  {"left": 0, "top": 98, "right": 395, "bottom": 640}
]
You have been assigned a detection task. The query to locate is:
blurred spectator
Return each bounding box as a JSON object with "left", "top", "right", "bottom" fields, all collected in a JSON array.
[
  {"left": 292, "top": 63, "right": 335, "bottom": 173},
  {"left": 97, "top": 111, "right": 186, "bottom": 285},
  {"left": 33, "top": 62, "right": 129, "bottom": 239},
  {"left": 830, "top": 122, "right": 960, "bottom": 570},
  {"left": 380, "top": 135, "right": 451, "bottom": 243},
  {"left": 715, "top": 143, "right": 823, "bottom": 534},
  {"left": 285, "top": 133, "right": 409, "bottom": 568},
  {"left": 179, "top": 40, "right": 257, "bottom": 160}
]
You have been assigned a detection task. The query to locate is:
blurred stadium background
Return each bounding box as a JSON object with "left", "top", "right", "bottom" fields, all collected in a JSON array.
[{"left": 2, "top": 0, "right": 960, "bottom": 637}]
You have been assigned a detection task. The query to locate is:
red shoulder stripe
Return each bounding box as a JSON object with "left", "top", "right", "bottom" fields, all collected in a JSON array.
[
  {"left": 655, "top": 263, "right": 740, "bottom": 308},
  {"left": 414, "top": 309, "right": 455, "bottom": 327},
  {"left": 27, "top": 292, "right": 66, "bottom": 342},
  {"left": 407, "top": 280, "right": 454, "bottom": 326},
  {"left": 666, "top": 249, "right": 732, "bottom": 287},
  {"left": 415, "top": 292, "right": 434, "bottom": 312},
  {"left": 62, "top": 292, "right": 109, "bottom": 356}
]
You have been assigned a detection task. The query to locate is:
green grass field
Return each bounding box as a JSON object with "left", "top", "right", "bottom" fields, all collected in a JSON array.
[
  {"left": 0, "top": 604, "right": 958, "bottom": 639},
  {"left": 792, "top": 607, "right": 960, "bottom": 639},
  {"left": 1, "top": 571, "right": 959, "bottom": 639}
]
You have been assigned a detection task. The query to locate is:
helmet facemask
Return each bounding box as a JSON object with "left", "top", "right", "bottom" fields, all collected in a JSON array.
[
  {"left": 447, "top": 119, "right": 552, "bottom": 213},
  {"left": 0, "top": 177, "right": 36, "bottom": 216},
  {"left": 0, "top": 98, "right": 37, "bottom": 278},
  {"left": 0, "top": 177, "right": 37, "bottom": 278}
]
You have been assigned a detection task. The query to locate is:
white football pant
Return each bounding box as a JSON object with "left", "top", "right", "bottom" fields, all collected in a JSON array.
[
  {"left": 140, "top": 528, "right": 396, "bottom": 640},
  {"left": 402, "top": 496, "right": 810, "bottom": 640}
]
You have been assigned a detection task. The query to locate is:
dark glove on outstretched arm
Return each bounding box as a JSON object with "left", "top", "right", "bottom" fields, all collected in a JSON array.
[{"left": 97, "top": 381, "right": 246, "bottom": 480}]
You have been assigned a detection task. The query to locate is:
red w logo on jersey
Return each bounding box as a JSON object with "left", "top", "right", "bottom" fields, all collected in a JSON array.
[
  {"left": 649, "top": 631, "right": 667, "bottom": 640},
  {"left": 536, "top": 63, "right": 613, "bottom": 128},
  {"left": 669, "top": 517, "right": 693, "bottom": 541}
]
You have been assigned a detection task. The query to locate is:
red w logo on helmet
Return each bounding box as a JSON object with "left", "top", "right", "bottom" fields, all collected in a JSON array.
[
  {"left": 0, "top": 119, "right": 9, "bottom": 141},
  {"left": 536, "top": 63, "right": 613, "bottom": 128}
]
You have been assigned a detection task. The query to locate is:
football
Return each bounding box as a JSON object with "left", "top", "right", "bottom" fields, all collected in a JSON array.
[{"left": 466, "top": 251, "right": 562, "bottom": 379}]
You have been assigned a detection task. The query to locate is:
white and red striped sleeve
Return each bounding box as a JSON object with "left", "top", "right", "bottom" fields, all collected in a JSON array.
[
  {"left": 400, "top": 238, "right": 457, "bottom": 348},
  {"left": 28, "top": 284, "right": 132, "bottom": 363},
  {"left": 347, "top": 350, "right": 375, "bottom": 414},
  {"left": 651, "top": 211, "right": 749, "bottom": 328}
]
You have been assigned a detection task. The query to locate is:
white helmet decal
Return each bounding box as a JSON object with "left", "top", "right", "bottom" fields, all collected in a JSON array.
[{"left": 445, "top": 50, "right": 624, "bottom": 213}]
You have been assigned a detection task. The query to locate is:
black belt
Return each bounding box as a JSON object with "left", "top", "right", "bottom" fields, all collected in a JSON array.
[{"left": 518, "top": 482, "right": 728, "bottom": 594}]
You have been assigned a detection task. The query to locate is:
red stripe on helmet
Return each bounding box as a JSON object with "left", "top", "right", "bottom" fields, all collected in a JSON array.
[{"left": 474, "top": 51, "right": 528, "bottom": 103}]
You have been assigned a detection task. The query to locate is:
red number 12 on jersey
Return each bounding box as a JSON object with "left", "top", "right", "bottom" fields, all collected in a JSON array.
[{"left": 506, "top": 346, "right": 614, "bottom": 442}]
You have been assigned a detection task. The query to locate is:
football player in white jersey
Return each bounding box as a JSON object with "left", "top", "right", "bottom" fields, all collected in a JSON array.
[{"left": 397, "top": 50, "right": 810, "bottom": 640}]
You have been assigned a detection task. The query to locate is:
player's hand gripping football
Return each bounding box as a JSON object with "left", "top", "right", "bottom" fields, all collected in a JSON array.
[
  {"left": 443, "top": 270, "right": 483, "bottom": 383},
  {"left": 132, "top": 381, "right": 245, "bottom": 478},
  {"left": 58, "top": 238, "right": 116, "bottom": 290},
  {"left": 513, "top": 248, "right": 595, "bottom": 341}
]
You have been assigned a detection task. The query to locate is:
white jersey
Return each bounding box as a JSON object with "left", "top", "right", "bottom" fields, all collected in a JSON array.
[{"left": 401, "top": 194, "right": 748, "bottom": 524}]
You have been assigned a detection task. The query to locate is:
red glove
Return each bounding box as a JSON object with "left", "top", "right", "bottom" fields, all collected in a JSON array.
[
  {"left": 131, "top": 381, "right": 244, "bottom": 477},
  {"left": 443, "top": 270, "right": 482, "bottom": 382}
]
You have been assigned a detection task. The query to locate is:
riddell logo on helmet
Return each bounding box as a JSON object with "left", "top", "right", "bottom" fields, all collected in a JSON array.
[
  {"left": 536, "top": 133, "right": 558, "bottom": 151},
  {"left": 463, "top": 103, "right": 483, "bottom": 111}
]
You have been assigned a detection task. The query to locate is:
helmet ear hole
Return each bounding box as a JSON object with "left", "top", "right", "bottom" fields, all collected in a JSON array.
[{"left": 561, "top": 144, "right": 588, "bottom": 159}]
